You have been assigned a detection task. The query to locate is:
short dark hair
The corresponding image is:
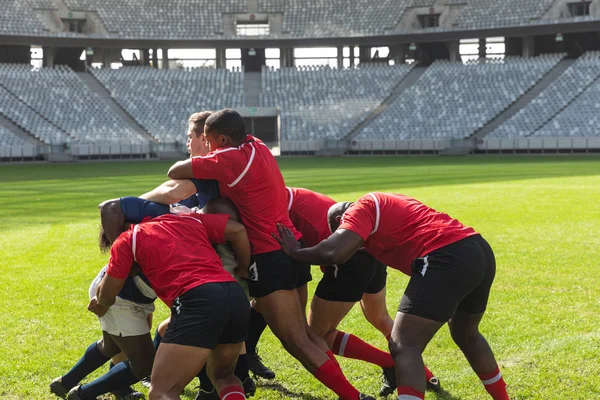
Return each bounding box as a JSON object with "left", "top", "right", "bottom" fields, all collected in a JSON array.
[
  {"left": 327, "top": 202, "right": 354, "bottom": 233},
  {"left": 204, "top": 108, "right": 246, "bottom": 142},
  {"left": 188, "top": 111, "right": 214, "bottom": 137},
  {"left": 203, "top": 197, "right": 240, "bottom": 221}
]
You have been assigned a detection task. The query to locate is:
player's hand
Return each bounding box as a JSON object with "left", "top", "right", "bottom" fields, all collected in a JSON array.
[
  {"left": 88, "top": 296, "right": 109, "bottom": 317},
  {"left": 272, "top": 223, "right": 301, "bottom": 256}
]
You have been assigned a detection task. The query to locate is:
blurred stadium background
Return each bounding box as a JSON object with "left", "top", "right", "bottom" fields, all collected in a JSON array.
[{"left": 0, "top": 0, "right": 599, "bottom": 161}]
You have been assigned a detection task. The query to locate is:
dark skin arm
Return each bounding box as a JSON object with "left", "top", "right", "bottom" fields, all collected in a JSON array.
[
  {"left": 167, "top": 159, "right": 194, "bottom": 180},
  {"left": 88, "top": 275, "right": 126, "bottom": 317},
  {"left": 272, "top": 223, "right": 364, "bottom": 265},
  {"left": 224, "top": 220, "right": 252, "bottom": 276}
]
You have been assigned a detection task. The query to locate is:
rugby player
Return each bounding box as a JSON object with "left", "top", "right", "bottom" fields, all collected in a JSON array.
[
  {"left": 168, "top": 109, "right": 375, "bottom": 400},
  {"left": 274, "top": 192, "right": 509, "bottom": 400},
  {"left": 93, "top": 210, "right": 252, "bottom": 400},
  {"left": 286, "top": 187, "right": 440, "bottom": 396},
  {"left": 49, "top": 198, "right": 171, "bottom": 400}
]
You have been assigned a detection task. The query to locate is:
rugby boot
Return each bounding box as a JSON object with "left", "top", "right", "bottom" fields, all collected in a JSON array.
[
  {"left": 378, "top": 367, "right": 396, "bottom": 396},
  {"left": 247, "top": 350, "right": 275, "bottom": 380},
  {"left": 427, "top": 375, "right": 442, "bottom": 392},
  {"left": 50, "top": 377, "right": 70, "bottom": 398},
  {"left": 242, "top": 376, "right": 257, "bottom": 397}
]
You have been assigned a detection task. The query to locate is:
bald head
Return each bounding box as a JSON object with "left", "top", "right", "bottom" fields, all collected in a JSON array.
[
  {"left": 327, "top": 201, "right": 353, "bottom": 233},
  {"left": 203, "top": 197, "right": 240, "bottom": 221}
]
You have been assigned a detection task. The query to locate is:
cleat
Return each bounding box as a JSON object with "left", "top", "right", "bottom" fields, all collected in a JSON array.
[
  {"left": 242, "top": 376, "right": 256, "bottom": 397},
  {"left": 378, "top": 367, "right": 396, "bottom": 397},
  {"left": 50, "top": 377, "right": 70, "bottom": 398},
  {"left": 247, "top": 350, "right": 275, "bottom": 380},
  {"left": 140, "top": 376, "right": 151, "bottom": 388},
  {"left": 194, "top": 388, "right": 219, "bottom": 400},
  {"left": 65, "top": 386, "right": 83, "bottom": 400},
  {"left": 427, "top": 376, "right": 441, "bottom": 392},
  {"left": 360, "top": 394, "right": 377, "bottom": 400},
  {"left": 112, "top": 386, "right": 145, "bottom": 400}
]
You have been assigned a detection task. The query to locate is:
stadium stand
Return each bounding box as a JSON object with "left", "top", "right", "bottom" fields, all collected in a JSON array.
[
  {"left": 0, "top": 124, "right": 28, "bottom": 146},
  {"left": 356, "top": 54, "right": 565, "bottom": 141},
  {"left": 0, "top": 84, "right": 72, "bottom": 145},
  {"left": 260, "top": 64, "right": 413, "bottom": 140},
  {"left": 0, "top": 64, "right": 147, "bottom": 144},
  {"left": 454, "top": 0, "right": 556, "bottom": 30},
  {"left": 90, "top": 66, "right": 245, "bottom": 143},
  {"left": 533, "top": 77, "right": 600, "bottom": 137},
  {"left": 488, "top": 52, "right": 600, "bottom": 138}
]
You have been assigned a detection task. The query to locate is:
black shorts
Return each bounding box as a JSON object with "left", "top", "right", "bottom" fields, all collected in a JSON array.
[
  {"left": 315, "top": 251, "right": 387, "bottom": 302},
  {"left": 246, "top": 247, "right": 312, "bottom": 298},
  {"left": 398, "top": 234, "right": 496, "bottom": 322},
  {"left": 162, "top": 282, "right": 250, "bottom": 349}
]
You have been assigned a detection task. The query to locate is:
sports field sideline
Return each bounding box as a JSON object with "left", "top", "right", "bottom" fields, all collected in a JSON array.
[{"left": 0, "top": 156, "right": 599, "bottom": 400}]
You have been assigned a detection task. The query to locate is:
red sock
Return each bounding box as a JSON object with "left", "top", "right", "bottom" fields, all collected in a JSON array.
[
  {"left": 314, "top": 359, "right": 360, "bottom": 400},
  {"left": 332, "top": 331, "right": 395, "bottom": 368},
  {"left": 219, "top": 385, "right": 246, "bottom": 399},
  {"left": 326, "top": 350, "right": 341, "bottom": 369},
  {"left": 478, "top": 367, "right": 509, "bottom": 400},
  {"left": 424, "top": 365, "right": 434, "bottom": 381},
  {"left": 397, "top": 386, "right": 424, "bottom": 399}
]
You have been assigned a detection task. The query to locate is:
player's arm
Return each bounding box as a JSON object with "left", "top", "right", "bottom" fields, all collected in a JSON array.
[
  {"left": 224, "top": 220, "right": 251, "bottom": 272},
  {"left": 139, "top": 179, "right": 197, "bottom": 204},
  {"left": 93, "top": 274, "right": 126, "bottom": 310},
  {"left": 167, "top": 159, "right": 194, "bottom": 179},
  {"left": 273, "top": 223, "right": 364, "bottom": 265}
]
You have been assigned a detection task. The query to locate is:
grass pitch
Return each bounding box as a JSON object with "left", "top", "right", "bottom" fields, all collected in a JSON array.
[{"left": 0, "top": 156, "right": 599, "bottom": 399}]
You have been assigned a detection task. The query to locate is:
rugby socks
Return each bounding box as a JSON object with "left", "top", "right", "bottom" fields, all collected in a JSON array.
[
  {"left": 219, "top": 385, "right": 246, "bottom": 399},
  {"left": 197, "top": 366, "right": 214, "bottom": 391},
  {"left": 153, "top": 328, "right": 163, "bottom": 350},
  {"left": 332, "top": 331, "right": 395, "bottom": 368},
  {"left": 61, "top": 342, "right": 110, "bottom": 389},
  {"left": 313, "top": 359, "right": 360, "bottom": 400},
  {"left": 245, "top": 307, "right": 267, "bottom": 355},
  {"left": 326, "top": 350, "right": 341, "bottom": 369},
  {"left": 478, "top": 366, "right": 509, "bottom": 400},
  {"left": 397, "top": 386, "right": 424, "bottom": 399},
  {"left": 108, "top": 362, "right": 135, "bottom": 397},
  {"left": 424, "top": 365, "right": 435, "bottom": 382},
  {"left": 78, "top": 361, "right": 138, "bottom": 400},
  {"left": 235, "top": 354, "right": 250, "bottom": 381}
]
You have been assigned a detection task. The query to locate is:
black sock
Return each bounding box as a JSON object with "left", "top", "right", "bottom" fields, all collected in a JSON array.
[
  {"left": 246, "top": 308, "right": 267, "bottom": 355},
  {"left": 62, "top": 342, "right": 110, "bottom": 389},
  {"left": 78, "top": 361, "right": 139, "bottom": 400},
  {"left": 153, "top": 328, "right": 163, "bottom": 351},
  {"left": 235, "top": 354, "right": 250, "bottom": 381},
  {"left": 197, "top": 366, "right": 214, "bottom": 392}
]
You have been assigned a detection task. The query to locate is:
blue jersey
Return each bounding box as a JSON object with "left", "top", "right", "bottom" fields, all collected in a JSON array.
[{"left": 177, "top": 179, "right": 220, "bottom": 209}]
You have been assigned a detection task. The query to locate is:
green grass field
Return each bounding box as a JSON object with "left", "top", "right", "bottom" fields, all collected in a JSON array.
[{"left": 1, "top": 156, "right": 599, "bottom": 400}]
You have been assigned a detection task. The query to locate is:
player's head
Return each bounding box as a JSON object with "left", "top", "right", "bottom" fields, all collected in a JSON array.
[
  {"left": 204, "top": 108, "right": 247, "bottom": 150},
  {"left": 327, "top": 201, "right": 354, "bottom": 233},
  {"left": 187, "top": 111, "right": 213, "bottom": 157},
  {"left": 98, "top": 198, "right": 126, "bottom": 251},
  {"left": 202, "top": 197, "right": 240, "bottom": 222}
]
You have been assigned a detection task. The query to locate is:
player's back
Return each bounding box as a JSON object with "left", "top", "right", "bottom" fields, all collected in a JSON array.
[{"left": 287, "top": 187, "right": 336, "bottom": 248}]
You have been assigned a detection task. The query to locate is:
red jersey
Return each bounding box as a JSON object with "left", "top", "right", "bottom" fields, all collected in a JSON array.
[
  {"left": 106, "top": 213, "right": 235, "bottom": 307},
  {"left": 286, "top": 187, "right": 336, "bottom": 248},
  {"left": 191, "top": 135, "right": 301, "bottom": 255},
  {"left": 338, "top": 193, "right": 478, "bottom": 275}
]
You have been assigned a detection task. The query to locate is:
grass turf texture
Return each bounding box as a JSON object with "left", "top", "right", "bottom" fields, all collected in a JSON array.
[{"left": 0, "top": 156, "right": 599, "bottom": 400}]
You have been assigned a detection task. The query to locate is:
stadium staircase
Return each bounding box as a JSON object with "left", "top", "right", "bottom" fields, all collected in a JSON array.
[
  {"left": 471, "top": 58, "right": 575, "bottom": 140},
  {"left": 244, "top": 72, "right": 262, "bottom": 107},
  {"left": 76, "top": 72, "right": 156, "bottom": 142},
  {"left": 0, "top": 114, "right": 43, "bottom": 145},
  {"left": 345, "top": 66, "right": 428, "bottom": 141}
]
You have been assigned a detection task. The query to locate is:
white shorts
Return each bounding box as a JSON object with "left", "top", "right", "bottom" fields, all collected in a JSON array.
[{"left": 89, "top": 270, "right": 155, "bottom": 337}]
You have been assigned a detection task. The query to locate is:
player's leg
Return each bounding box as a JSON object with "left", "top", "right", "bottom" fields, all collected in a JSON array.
[
  {"left": 448, "top": 236, "right": 509, "bottom": 400},
  {"left": 50, "top": 332, "right": 120, "bottom": 397},
  {"left": 71, "top": 333, "right": 154, "bottom": 400},
  {"left": 149, "top": 343, "right": 211, "bottom": 399},
  {"left": 245, "top": 300, "right": 274, "bottom": 380}
]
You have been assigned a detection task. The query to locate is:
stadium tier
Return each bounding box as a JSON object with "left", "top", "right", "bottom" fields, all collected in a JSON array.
[
  {"left": 357, "top": 54, "right": 565, "bottom": 141},
  {"left": 260, "top": 64, "right": 413, "bottom": 140},
  {"left": 0, "top": 123, "right": 27, "bottom": 146},
  {"left": 90, "top": 67, "right": 245, "bottom": 143},
  {"left": 1, "top": 0, "right": 599, "bottom": 39},
  {"left": 0, "top": 64, "right": 148, "bottom": 144},
  {"left": 489, "top": 52, "right": 600, "bottom": 138}
]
